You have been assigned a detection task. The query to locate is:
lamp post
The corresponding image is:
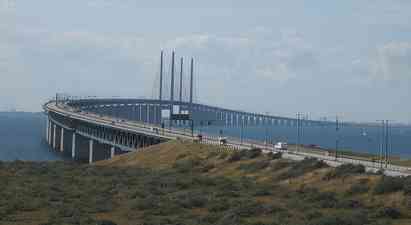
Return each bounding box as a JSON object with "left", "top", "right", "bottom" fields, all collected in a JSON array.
[
  {"left": 240, "top": 120, "right": 244, "bottom": 144},
  {"left": 296, "top": 113, "right": 302, "bottom": 152},
  {"left": 335, "top": 116, "right": 340, "bottom": 161}
]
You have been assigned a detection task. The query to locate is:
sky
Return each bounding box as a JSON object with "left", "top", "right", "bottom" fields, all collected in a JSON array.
[{"left": 1, "top": 0, "right": 410, "bottom": 123}]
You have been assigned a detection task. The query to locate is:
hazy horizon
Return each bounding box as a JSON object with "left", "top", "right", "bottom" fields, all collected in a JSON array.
[{"left": 1, "top": 0, "right": 410, "bottom": 123}]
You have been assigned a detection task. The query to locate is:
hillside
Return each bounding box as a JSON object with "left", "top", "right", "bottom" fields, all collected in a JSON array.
[{"left": 1, "top": 140, "right": 411, "bottom": 225}]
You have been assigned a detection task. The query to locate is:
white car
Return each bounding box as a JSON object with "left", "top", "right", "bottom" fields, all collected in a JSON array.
[{"left": 274, "top": 142, "right": 288, "bottom": 150}]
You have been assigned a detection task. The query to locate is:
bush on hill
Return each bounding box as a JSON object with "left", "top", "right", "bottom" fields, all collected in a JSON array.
[
  {"left": 403, "top": 176, "right": 411, "bottom": 195},
  {"left": 374, "top": 207, "right": 402, "bottom": 219},
  {"left": 227, "top": 151, "right": 243, "bottom": 162},
  {"left": 308, "top": 210, "right": 369, "bottom": 225},
  {"left": 279, "top": 158, "right": 327, "bottom": 179},
  {"left": 238, "top": 160, "right": 270, "bottom": 173},
  {"left": 346, "top": 179, "right": 370, "bottom": 195},
  {"left": 373, "top": 176, "right": 405, "bottom": 195},
  {"left": 323, "top": 163, "right": 365, "bottom": 180},
  {"left": 227, "top": 148, "right": 262, "bottom": 163}
]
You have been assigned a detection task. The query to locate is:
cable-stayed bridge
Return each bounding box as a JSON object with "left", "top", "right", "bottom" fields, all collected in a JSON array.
[{"left": 43, "top": 51, "right": 410, "bottom": 176}]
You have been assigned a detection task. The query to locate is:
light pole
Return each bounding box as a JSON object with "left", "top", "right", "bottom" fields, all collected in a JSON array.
[
  {"left": 240, "top": 119, "right": 244, "bottom": 144},
  {"left": 377, "top": 120, "right": 385, "bottom": 168},
  {"left": 335, "top": 116, "right": 340, "bottom": 161},
  {"left": 296, "top": 113, "right": 301, "bottom": 152}
]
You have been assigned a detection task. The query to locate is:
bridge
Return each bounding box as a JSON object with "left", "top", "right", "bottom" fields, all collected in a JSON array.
[
  {"left": 43, "top": 96, "right": 312, "bottom": 162},
  {"left": 44, "top": 96, "right": 410, "bottom": 176},
  {"left": 43, "top": 51, "right": 410, "bottom": 176}
]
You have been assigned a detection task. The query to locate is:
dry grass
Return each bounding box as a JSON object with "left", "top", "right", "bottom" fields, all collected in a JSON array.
[{"left": 1, "top": 141, "right": 411, "bottom": 225}]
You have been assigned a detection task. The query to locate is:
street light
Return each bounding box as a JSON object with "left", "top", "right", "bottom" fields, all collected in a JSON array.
[
  {"left": 376, "top": 120, "right": 393, "bottom": 169},
  {"left": 335, "top": 115, "right": 340, "bottom": 161},
  {"left": 240, "top": 119, "right": 244, "bottom": 144}
]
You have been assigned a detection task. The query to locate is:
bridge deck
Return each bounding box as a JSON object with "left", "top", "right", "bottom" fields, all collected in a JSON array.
[{"left": 45, "top": 100, "right": 411, "bottom": 177}]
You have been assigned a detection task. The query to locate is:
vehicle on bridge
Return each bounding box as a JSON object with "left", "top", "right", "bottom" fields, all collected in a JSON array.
[
  {"left": 150, "top": 127, "right": 159, "bottom": 134},
  {"left": 218, "top": 137, "right": 227, "bottom": 145},
  {"left": 274, "top": 142, "right": 288, "bottom": 150},
  {"left": 194, "top": 134, "right": 203, "bottom": 143}
]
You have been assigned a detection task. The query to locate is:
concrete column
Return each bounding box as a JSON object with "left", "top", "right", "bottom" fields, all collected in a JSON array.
[
  {"left": 53, "top": 124, "right": 57, "bottom": 149},
  {"left": 46, "top": 119, "right": 49, "bottom": 143},
  {"left": 48, "top": 121, "right": 52, "bottom": 144},
  {"left": 153, "top": 105, "right": 157, "bottom": 124},
  {"left": 60, "top": 127, "right": 64, "bottom": 152},
  {"left": 139, "top": 105, "right": 142, "bottom": 122},
  {"left": 71, "top": 133, "right": 76, "bottom": 159},
  {"left": 110, "top": 146, "right": 115, "bottom": 158},
  {"left": 89, "top": 139, "right": 94, "bottom": 164},
  {"left": 147, "top": 104, "right": 150, "bottom": 123}
]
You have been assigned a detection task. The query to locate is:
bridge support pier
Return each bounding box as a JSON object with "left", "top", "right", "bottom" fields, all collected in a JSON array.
[
  {"left": 111, "top": 146, "right": 115, "bottom": 158},
  {"left": 46, "top": 119, "right": 49, "bottom": 144},
  {"left": 53, "top": 124, "right": 57, "bottom": 150},
  {"left": 60, "top": 127, "right": 64, "bottom": 152},
  {"left": 72, "top": 133, "right": 76, "bottom": 159},
  {"left": 47, "top": 120, "right": 51, "bottom": 145},
  {"left": 89, "top": 139, "right": 94, "bottom": 164}
]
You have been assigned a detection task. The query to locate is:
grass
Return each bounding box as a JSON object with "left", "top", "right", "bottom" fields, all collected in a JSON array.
[{"left": 0, "top": 140, "right": 410, "bottom": 225}]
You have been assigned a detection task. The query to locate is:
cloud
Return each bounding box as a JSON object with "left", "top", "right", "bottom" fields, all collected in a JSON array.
[
  {"left": 0, "top": 0, "right": 15, "bottom": 11},
  {"left": 370, "top": 41, "right": 411, "bottom": 82},
  {"left": 164, "top": 29, "right": 318, "bottom": 84}
]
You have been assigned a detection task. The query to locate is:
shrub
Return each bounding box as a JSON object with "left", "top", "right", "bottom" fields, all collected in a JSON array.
[
  {"left": 375, "top": 207, "right": 402, "bottom": 219},
  {"left": 271, "top": 160, "right": 293, "bottom": 171},
  {"left": 373, "top": 176, "right": 405, "bottom": 195},
  {"left": 175, "top": 191, "right": 208, "bottom": 208},
  {"left": 207, "top": 198, "right": 231, "bottom": 212},
  {"left": 232, "top": 201, "right": 262, "bottom": 218},
  {"left": 97, "top": 220, "right": 118, "bottom": 225},
  {"left": 227, "top": 151, "right": 243, "bottom": 162},
  {"left": 132, "top": 195, "right": 159, "bottom": 210},
  {"left": 217, "top": 151, "right": 229, "bottom": 159},
  {"left": 300, "top": 188, "right": 339, "bottom": 208},
  {"left": 192, "top": 176, "right": 216, "bottom": 186},
  {"left": 337, "top": 199, "right": 362, "bottom": 209},
  {"left": 337, "top": 163, "right": 365, "bottom": 174},
  {"left": 346, "top": 179, "right": 370, "bottom": 195},
  {"left": 403, "top": 176, "right": 411, "bottom": 195},
  {"left": 201, "top": 163, "right": 215, "bottom": 172},
  {"left": 279, "top": 158, "right": 327, "bottom": 179},
  {"left": 308, "top": 210, "right": 368, "bottom": 225},
  {"left": 227, "top": 148, "right": 262, "bottom": 163},
  {"left": 305, "top": 210, "right": 323, "bottom": 220},
  {"left": 206, "top": 151, "right": 219, "bottom": 159},
  {"left": 324, "top": 164, "right": 365, "bottom": 180},
  {"left": 253, "top": 185, "right": 273, "bottom": 196},
  {"left": 176, "top": 153, "right": 188, "bottom": 160},
  {"left": 173, "top": 158, "right": 203, "bottom": 173},
  {"left": 238, "top": 160, "right": 270, "bottom": 173},
  {"left": 244, "top": 148, "right": 262, "bottom": 159}
]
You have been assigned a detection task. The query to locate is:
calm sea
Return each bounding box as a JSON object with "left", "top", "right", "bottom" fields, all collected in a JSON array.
[{"left": 0, "top": 112, "right": 61, "bottom": 161}]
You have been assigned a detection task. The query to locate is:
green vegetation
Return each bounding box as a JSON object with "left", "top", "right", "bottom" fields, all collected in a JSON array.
[
  {"left": 0, "top": 141, "right": 410, "bottom": 225},
  {"left": 323, "top": 163, "right": 366, "bottom": 180},
  {"left": 373, "top": 176, "right": 408, "bottom": 195},
  {"left": 278, "top": 158, "right": 328, "bottom": 180}
]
